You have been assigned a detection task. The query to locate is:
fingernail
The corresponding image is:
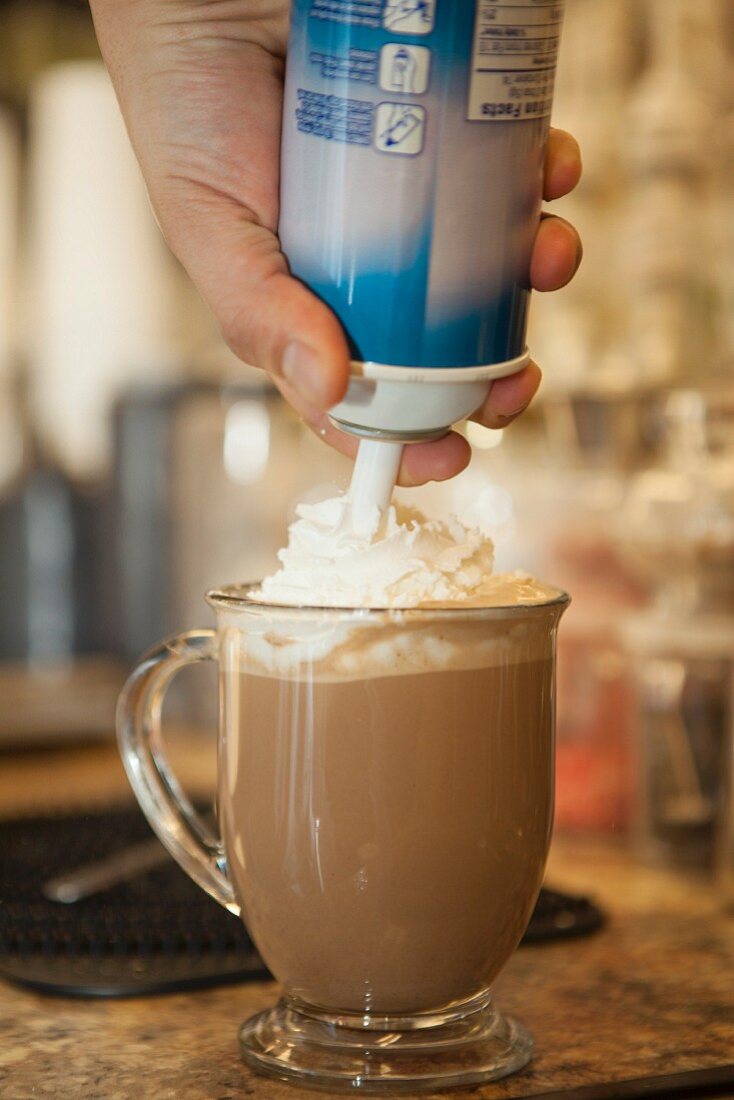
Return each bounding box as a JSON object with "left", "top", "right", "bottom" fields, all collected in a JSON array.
[
  {"left": 495, "top": 403, "right": 529, "bottom": 425},
  {"left": 282, "top": 341, "right": 328, "bottom": 407}
]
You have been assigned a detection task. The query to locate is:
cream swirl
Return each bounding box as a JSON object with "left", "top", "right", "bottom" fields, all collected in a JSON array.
[{"left": 254, "top": 494, "right": 557, "bottom": 609}]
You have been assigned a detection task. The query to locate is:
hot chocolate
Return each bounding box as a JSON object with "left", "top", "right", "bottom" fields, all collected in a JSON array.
[{"left": 218, "top": 606, "right": 558, "bottom": 1014}]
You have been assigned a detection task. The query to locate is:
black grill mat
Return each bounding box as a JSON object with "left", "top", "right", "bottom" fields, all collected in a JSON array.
[{"left": 0, "top": 806, "right": 603, "bottom": 997}]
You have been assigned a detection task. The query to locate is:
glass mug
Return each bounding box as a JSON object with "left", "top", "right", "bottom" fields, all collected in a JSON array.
[{"left": 117, "top": 584, "right": 568, "bottom": 1093}]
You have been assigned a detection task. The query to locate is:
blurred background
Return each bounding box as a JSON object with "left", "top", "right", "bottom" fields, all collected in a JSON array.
[{"left": 1, "top": 0, "right": 734, "bottom": 895}]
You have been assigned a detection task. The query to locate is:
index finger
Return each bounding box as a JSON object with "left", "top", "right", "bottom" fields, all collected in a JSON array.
[{"left": 544, "top": 128, "right": 582, "bottom": 201}]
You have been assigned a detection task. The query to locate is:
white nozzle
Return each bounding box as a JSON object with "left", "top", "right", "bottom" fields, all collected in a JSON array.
[
  {"left": 329, "top": 353, "right": 529, "bottom": 442},
  {"left": 349, "top": 439, "right": 403, "bottom": 534}
]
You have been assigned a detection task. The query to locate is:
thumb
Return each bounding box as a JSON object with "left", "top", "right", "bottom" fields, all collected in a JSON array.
[{"left": 162, "top": 191, "right": 351, "bottom": 410}]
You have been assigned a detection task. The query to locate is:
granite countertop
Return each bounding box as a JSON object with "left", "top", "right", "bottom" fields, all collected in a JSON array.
[{"left": 1, "top": 742, "right": 733, "bottom": 1100}]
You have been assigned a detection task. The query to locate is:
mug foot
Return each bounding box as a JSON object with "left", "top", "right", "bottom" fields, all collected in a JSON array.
[{"left": 238, "top": 992, "right": 533, "bottom": 1094}]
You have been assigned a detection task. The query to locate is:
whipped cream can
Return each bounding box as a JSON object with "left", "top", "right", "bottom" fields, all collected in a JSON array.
[{"left": 280, "top": 0, "right": 565, "bottom": 438}]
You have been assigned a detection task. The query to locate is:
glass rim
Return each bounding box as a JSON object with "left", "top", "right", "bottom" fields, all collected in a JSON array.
[{"left": 206, "top": 583, "right": 571, "bottom": 618}]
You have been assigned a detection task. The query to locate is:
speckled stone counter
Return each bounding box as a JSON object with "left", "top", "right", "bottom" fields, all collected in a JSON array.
[{"left": 1, "top": 744, "right": 733, "bottom": 1099}]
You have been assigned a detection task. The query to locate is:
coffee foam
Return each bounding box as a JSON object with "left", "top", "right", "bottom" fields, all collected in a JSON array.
[{"left": 219, "top": 606, "right": 561, "bottom": 683}]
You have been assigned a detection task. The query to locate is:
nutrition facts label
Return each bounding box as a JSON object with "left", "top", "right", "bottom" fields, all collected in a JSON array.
[{"left": 467, "top": 0, "right": 563, "bottom": 122}]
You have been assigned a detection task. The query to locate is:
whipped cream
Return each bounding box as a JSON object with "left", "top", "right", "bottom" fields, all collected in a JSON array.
[{"left": 253, "top": 494, "right": 557, "bottom": 609}]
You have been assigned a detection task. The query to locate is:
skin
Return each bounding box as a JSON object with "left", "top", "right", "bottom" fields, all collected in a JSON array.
[{"left": 89, "top": 0, "right": 583, "bottom": 486}]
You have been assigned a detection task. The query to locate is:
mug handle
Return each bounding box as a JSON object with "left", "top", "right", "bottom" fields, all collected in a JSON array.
[{"left": 116, "top": 629, "right": 240, "bottom": 916}]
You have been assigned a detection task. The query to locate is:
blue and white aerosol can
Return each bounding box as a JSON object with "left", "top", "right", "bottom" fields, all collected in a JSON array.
[{"left": 280, "top": 0, "right": 565, "bottom": 505}]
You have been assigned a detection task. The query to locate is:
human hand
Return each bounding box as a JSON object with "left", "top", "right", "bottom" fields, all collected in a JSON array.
[{"left": 90, "top": 0, "right": 582, "bottom": 486}]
